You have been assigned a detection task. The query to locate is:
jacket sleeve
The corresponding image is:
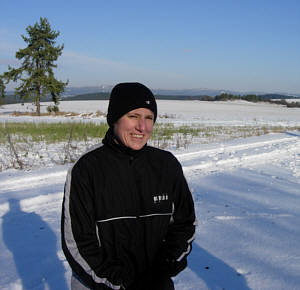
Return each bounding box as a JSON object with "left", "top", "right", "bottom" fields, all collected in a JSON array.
[
  {"left": 61, "top": 161, "right": 133, "bottom": 289},
  {"left": 155, "top": 156, "right": 197, "bottom": 277}
]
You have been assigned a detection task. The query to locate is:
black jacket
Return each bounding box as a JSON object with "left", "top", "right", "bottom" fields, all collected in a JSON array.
[{"left": 61, "top": 129, "right": 196, "bottom": 289}]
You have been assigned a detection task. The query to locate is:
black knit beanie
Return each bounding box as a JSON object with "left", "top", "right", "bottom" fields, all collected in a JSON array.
[{"left": 107, "top": 82, "right": 157, "bottom": 127}]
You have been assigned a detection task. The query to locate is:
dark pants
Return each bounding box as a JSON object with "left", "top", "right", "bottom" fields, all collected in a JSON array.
[
  {"left": 71, "top": 272, "right": 174, "bottom": 290},
  {"left": 71, "top": 272, "right": 91, "bottom": 290},
  {"left": 127, "top": 276, "right": 174, "bottom": 290}
]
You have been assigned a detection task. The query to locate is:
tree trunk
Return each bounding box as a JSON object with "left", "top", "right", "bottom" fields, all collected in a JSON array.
[
  {"left": 36, "top": 99, "right": 40, "bottom": 116},
  {"left": 36, "top": 87, "right": 41, "bottom": 116}
]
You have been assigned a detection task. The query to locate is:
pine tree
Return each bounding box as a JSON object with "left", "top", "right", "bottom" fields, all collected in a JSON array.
[
  {"left": 0, "top": 78, "right": 4, "bottom": 98},
  {"left": 0, "top": 17, "right": 68, "bottom": 115},
  {"left": 0, "top": 78, "right": 4, "bottom": 107}
]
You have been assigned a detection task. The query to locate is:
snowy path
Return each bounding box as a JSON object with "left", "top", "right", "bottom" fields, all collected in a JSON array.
[
  {"left": 0, "top": 132, "right": 300, "bottom": 289},
  {"left": 178, "top": 132, "right": 300, "bottom": 177},
  {"left": 175, "top": 132, "right": 300, "bottom": 290}
]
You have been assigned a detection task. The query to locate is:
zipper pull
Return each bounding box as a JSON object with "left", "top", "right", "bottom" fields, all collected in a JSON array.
[{"left": 129, "top": 155, "right": 134, "bottom": 164}]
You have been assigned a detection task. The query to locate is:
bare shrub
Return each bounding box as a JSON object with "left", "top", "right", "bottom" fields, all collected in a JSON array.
[
  {"left": 63, "top": 123, "right": 76, "bottom": 164},
  {"left": 4, "top": 126, "right": 24, "bottom": 169}
]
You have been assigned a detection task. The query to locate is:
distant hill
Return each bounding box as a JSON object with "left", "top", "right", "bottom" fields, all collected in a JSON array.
[
  {"left": 63, "top": 92, "right": 110, "bottom": 101},
  {"left": 63, "top": 93, "right": 206, "bottom": 101},
  {"left": 62, "top": 92, "right": 300, "bottom": 101},
  {"left": 60, "top": 86, "right": 300, "bottom": 98},
  {"left": 62, "top": 85, "right": 113, "bottom": 97},
  {"left": 0, "top": 95, "right": 54, "bottom": 105},
  {"left": 1, "top": 87, "right": 299, "bottom": 105}
]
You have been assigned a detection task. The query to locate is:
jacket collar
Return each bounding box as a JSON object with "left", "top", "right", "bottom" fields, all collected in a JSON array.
[{"left": 102, "top": 127, "right": 147, "bottom": 157}]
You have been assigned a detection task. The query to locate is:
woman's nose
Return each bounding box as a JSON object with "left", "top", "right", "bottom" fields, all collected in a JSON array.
[{"left": 136, "top": 118, "right": 146, "bottom": 131}]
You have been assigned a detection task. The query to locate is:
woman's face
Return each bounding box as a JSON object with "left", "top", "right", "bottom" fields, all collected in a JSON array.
[{"left": 114, "top": 107, "right": 154, "bottom": 150}]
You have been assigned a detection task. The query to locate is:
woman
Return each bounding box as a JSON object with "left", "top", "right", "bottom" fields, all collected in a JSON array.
[{"left": 61, "top": 82, "right": 196, "bottom": 290}]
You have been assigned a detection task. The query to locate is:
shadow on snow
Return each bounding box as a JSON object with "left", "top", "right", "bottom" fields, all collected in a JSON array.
[
  {"left": 2, "top": 199, "right": 68, "bottom": 290},
  {"left": 285, "top": 131, "right": 300, "bottom": 138},
  {"left": 188, "top": 242, "right": 250, "bottom": 290}
]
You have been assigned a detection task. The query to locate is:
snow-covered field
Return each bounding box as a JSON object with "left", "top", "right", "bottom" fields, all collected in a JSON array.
[
  {"left": 1, "top": 99, "right": 300, "bottom": 126},
  {"left": 0, "top": 100, "right": 300, "bottom": 290}
]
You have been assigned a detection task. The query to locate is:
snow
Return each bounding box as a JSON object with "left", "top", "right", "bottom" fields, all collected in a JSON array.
[
  {"left": 0, "top": 100, "right": 300, "bottom": 289},
  {"left": 1, "top": 99, "right": 300, "bottom": 126}
]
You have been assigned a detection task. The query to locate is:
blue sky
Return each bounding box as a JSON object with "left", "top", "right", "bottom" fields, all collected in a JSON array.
[{"left": 1, "top": 0, "right": 300, "bottom": 94}]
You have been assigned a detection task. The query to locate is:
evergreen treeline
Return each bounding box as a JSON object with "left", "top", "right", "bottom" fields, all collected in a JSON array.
[
  {"left": 213, "top": 93, "right": 300, "bottom": 108},
  {"left": 214, "top": 93, "right": 262, "bottom": 102},
  {"left": 2, "top": 91, "right": 300, "bottom": 108}
]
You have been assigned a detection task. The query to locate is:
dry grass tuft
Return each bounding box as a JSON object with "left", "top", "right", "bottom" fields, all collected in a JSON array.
[{"left": 11, "top": 111, "right": 80, "bottom": 117}]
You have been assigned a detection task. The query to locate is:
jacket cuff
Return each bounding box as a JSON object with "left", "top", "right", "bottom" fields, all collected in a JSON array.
[{"left": 159, "top": 256, "right": 187, "bottom": 277}]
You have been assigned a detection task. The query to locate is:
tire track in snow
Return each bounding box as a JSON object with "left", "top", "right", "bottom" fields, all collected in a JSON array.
[
  {"left": 0, "top": 169, "right": 67, "bottom": 193},
  {"left": 176, "top": 135, "right": 299, "bottom": 161},
  {"left": 178, "top": 134, "right": 300, "bottom": 174}
]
